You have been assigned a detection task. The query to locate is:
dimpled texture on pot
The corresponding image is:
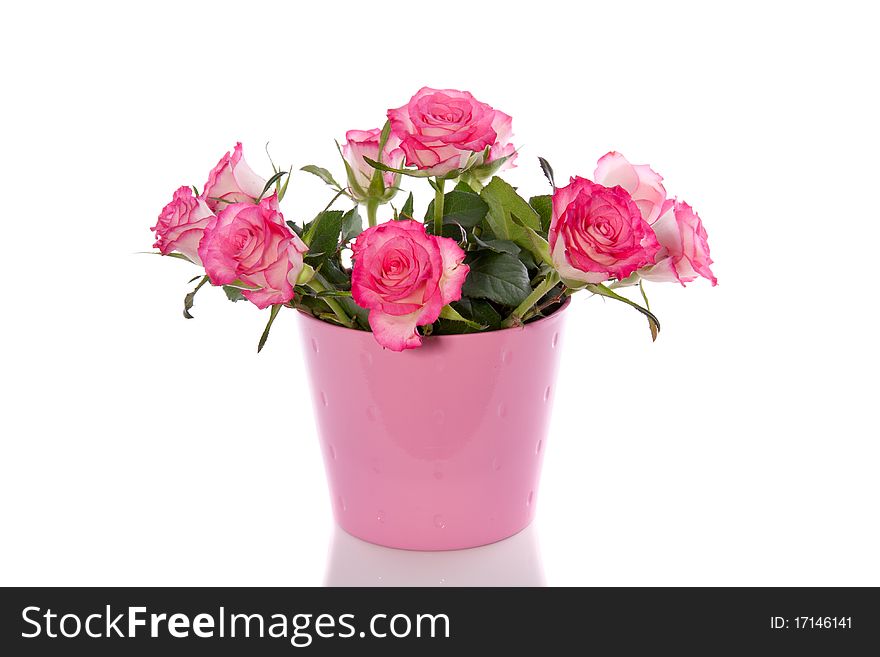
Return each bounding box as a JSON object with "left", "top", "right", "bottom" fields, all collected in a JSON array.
[{"left": 298, "top": 301, "right": 567, "bottom": 550}]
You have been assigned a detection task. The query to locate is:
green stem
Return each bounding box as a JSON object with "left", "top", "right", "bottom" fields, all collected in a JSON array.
[
  {"left": 586, "top": 282, "right": 661, "bottom": 341},
  {"left": 366, "top": 198, "right": 379, "bottom": 227},
  {"left": 433, "top": 178, "right": 445, "bottom": 236},
  {"left": 502, "top": 271, "right": 560, "bottom": 327},
  {"left": 307, "top": 275, "right": 354, "bottom": 327},
  {"left": 192, "top": 275, "right": 209, "bottom": 294},
  {"left": 639, "top": 280, "right": 651, "bottom": 311}
]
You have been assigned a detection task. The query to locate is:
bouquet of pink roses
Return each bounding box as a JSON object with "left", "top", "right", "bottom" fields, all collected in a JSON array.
[{"left": 151, "top": 87, "right": 716, "bottom": 352}]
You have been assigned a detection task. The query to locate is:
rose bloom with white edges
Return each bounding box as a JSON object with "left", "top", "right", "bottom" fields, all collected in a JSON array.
[
  {"left": 593, "top": 152, "right": 717, "bottom": 286},
  {"left": 203, "top": 143, "right": 266, "bottom": 213},
  {"left": 341, "top": 128, "right": 405, "bottom": 194},
  {"left": 550, "top": 176, "right": 660, "bottom": 284},
  {"left": 350, "top": 220, "right": 469, "bottom": 351},
  {"left": 151, "top": 186, "right": 214, "bottom": 265},
  {"left": 198, "top": 195, "right": 308, "bottom": 309},
  {"left": 387, "top": 87, "right": 509, "bottom": 176},
  {"left": 149, "top": 89, "right": 716, "bottom": 355}
]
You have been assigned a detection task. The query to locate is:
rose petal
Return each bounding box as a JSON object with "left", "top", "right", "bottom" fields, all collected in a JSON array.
[
  {"left": 436, "top": 236, "right": 469, "bottom": 306},
  {"left": 594, "top": 152, "right": 667, "bottom": 224},
  {"left": 368, "top": 309, "right": 423, "bottom": 351}
]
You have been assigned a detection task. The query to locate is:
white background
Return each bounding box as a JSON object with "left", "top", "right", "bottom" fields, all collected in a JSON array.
[{"left": 1, "top": 0, "right": 877, "bottom": 586}]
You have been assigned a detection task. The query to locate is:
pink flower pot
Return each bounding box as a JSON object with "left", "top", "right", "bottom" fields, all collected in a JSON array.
[{"left": 298, "top": 301, "right": 568, "bottom": 550}]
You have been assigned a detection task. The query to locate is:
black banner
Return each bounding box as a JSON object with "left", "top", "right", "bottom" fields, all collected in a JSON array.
[{"left": 1, "top": 587, "right": 877, "bottom": 654}]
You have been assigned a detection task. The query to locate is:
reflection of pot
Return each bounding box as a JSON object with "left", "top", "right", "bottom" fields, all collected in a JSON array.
[
  {"left": 324, "top": 523, "right": 545, "bottom": 587},
  {"left": 298, "top": 300, "right": 568, "bottom": 551}
]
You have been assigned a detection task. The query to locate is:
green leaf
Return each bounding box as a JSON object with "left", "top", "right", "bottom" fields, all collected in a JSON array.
[
  {"left": 586, "top": 283, "right": 661, "bottom": 341},
  {"left": 301, "top": 165, "right": 342, "bottom": 189},
  {"left": 318, "top": 257, "right": 351, "bottom": 287},
  {"left": 303, "top": 210, "right": 344, "bottom": 267},
  {"left": 502, "top": 271, "right": 562, "bottom": 327},
  {"left": 480, "top": 177, "right": 552, "bottom": 266},
  {"left": 538, "top": 156, "right": 556, "bottom": 190},
  {"left": 518, "top": 250, "right": 538, "bottom": 271},
  {"left": 339, "top": 297, "right": 370, "bottom": 330},
  {"left": 340, "top": 206, "right": 363, "bottom": 244},
  {"left": 278, "top": 166, "right": 293, "bottom": 201},
  {"left": 471, "top": 235, "right": 521, "bottom": 255},
  {"left": 454, "top": 298, "right": 503, "bottom": 328},
  {"left": 164, "top": 252, "right": 196, "bottom": 264},
  {"left": 424, "top": 190, "right": 489, "bottom": 228},
  {"left": 609, "top": 272, "right": 640, "bottom": 289},
  {"left": 223, "top": 285, "right": 246, "bottom": 302},
  {"left": 529, "top": 195, "right": 553, "bottom": 234},
  {"left": 258, "top": 170, "right": 288, "bottom": 201},
  {"left": 435, "top": 298, "right": 503, "bottom": 334},
  {"left": 461, "top": 252, "right": 532, "bottom": 307},
  {"left": 466, "top": 152, "right": 514, "bottom": 183},
  {"left": 377, "top": 121, "right": 392, "bottom": 155},
  {"left": 509, "top": 211, "right": 553, "bottom": 266},
  {"left": 428, "top": 222, "right": 468, "bottom": 241},
  {"left": 480, "top": 177, "right": 541, "bottom": 231},
  {"left": 439, "top": 304, "right": 485, "bottom": 330},
  {"left": 294, "top": 292, "right": 345, "bottom": 327},
  {"left": 183, "top": 276, "right": 209, "bottom": 319},
  {"left": 400, "top": 192, "right": 414, "bottom": 219},
  {"left": 286, "top": 220, "right": 304, "bottom": 237},
  {"left": 224, "top": 279, "right": 261, "bottom": 291},
  {"left": 454, "top": 180, "right": 476, "bottom": 193},
  {"left": 257, "top": 304, "right": 282, "bottom": 353},
  {"left": 363, "top": 156, "right": 436, "bottom": 178}
]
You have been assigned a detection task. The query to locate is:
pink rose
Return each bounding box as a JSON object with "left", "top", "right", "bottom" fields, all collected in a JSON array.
[
  {"left": 341, "top": 128, "right": 405, "bottom": 196},
  {"left": 594, "top": 151, "right": 667, "bottom": 224},
  {"left": 198, "top": 195, "right": 308, "bottom": 309},
  {"left": 151, "top": 186, "right": 215, "bottom": 264},
  {"left": 549, "top": 177, "right": 660, "bottom": 284},
  {"left": 486, "top": 110, "right": 517, "bottom": 171},
  {"left": 351, "top": 220, "right": 469, "bottom": 351},
  {"left": 466, "top": 110, "right": 518, "bottom": 181},
  {"left": 387, "top": 87, "right": 502, "bottom": 176},
  {"left": 202, "top": 143, "right": 266, "bottom": 213},
  {"left": 640, "top": 200, "right": 717, "bottom": 286}
]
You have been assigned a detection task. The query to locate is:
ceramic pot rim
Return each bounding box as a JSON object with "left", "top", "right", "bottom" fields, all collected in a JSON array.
[{"left": 296, "top": 296, "right": 570, "bottom": 342}]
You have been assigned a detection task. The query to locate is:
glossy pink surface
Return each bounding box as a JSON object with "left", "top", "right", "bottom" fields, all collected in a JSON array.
[{"left": 298, "top": 302, "right": 568, "bottom": 550}]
